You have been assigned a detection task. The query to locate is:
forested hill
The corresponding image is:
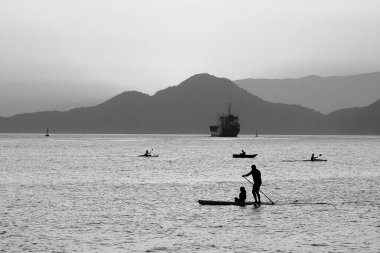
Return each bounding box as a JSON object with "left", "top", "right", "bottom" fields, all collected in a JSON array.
[{"left": 0, "top": 73, "right": 378, "bottom": 134}]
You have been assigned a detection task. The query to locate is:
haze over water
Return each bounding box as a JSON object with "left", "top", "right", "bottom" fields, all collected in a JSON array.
[{"left": 1, "top": 134, "right": 379, "bottom": 252}]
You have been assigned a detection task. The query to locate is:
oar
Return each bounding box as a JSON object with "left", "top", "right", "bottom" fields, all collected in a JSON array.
[{"left": 243, "top": 177, "right": 275, "bottom": 204}]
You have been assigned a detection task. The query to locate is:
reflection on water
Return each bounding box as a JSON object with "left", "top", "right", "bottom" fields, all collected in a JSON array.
[{"left": 0, "top": 134, "right": 379, "bottom": 252}]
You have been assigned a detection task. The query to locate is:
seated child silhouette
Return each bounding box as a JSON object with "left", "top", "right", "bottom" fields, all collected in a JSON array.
[{"left": 234, "top": 186, "right": 246, "bottom": 203}]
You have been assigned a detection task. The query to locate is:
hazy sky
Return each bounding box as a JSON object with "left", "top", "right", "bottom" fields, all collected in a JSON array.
[{"left": 1, "top": 0, "right": 380, "bottom": 116}]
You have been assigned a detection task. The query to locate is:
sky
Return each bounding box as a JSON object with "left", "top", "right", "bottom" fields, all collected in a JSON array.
[{"left": 1, "top": 0, "right": 380, "bottom": 116}]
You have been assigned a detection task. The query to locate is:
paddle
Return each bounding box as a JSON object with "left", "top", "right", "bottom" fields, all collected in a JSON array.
[{"left": 243, "top": 177, "right": 275, "bottom": 204}]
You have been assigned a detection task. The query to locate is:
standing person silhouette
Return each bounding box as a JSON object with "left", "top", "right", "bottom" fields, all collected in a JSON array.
[{"left": 242, "top": 165, "right": 262, "bottom": 203}]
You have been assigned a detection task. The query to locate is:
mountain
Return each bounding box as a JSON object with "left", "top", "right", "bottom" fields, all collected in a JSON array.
[
  {"left": 336, "top": 100, "right": 380, "bottom": 134},
  {"left": 321, "top": 107, "right": 362, "bottom": 132},
  {"left": 0, "top": 73, "right": 378, "bottom": 134},
  {"left": 234, "top": 72, "right": 380, "bottom": 114},
  {"left": 0, "top": 73, "right": 325, "bottom": 134}
]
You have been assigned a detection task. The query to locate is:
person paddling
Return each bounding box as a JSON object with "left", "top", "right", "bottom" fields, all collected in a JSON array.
[
  {"left": 242, "top": 165, "right": 262, "bottom": 203},
  {"left": 144, "top": 150, "right": 150, "bottom": 156},
  {"left": 311, "top": 153, "right": 321, "bottom": 161},
  {"left": 240, "top": 150, "right": 246, "bottom": 156},
  {"left": 234, "top": 187, "right": 246, "bottom": 203}
]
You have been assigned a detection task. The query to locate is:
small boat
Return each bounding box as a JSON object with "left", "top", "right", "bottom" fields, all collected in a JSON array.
[
  {"left": 138, "top": 154, "right": 159, "bottom": 158},
  {"left": 232, "top": 154, "right": 257, "bottom": 158},
  {"left": 303, "top": 159, "right": 327, "bottom": 162},
  {"left": 45, "top": 128, "right": 49, "bottom": 137},
  {"left": 198, "top": 200, "right": 273, "bottom": 206}
]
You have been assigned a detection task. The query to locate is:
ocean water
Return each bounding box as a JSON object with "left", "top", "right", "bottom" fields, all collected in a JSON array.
[{"left": 0, "top": 134, "right": 379, "bottom": 252}]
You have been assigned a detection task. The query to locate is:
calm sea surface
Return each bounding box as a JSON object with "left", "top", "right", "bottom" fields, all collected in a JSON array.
[{"left": 0, "top": 134, "right": 379, "bottom": 252}]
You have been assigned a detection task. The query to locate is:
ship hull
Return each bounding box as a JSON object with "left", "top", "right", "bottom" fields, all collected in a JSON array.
[{"left": 209, "top": 125, "right": 240, "bottom": 137}]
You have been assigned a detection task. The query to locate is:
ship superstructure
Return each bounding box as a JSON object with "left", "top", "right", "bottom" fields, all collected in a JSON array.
[{"left": 209, "top": 104, "right": 240, "bottom": 137}]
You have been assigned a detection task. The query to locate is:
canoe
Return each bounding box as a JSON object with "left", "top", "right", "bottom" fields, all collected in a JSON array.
[
  {"left": 198, "top": 200, "right": 273, "bottom": 205},
  {"left": 138, "top": 155, "right": 159, "bottom": 157},
  {"left": 303, "top": 159, "right": 327, "bottom": 162},
  {"left": 232, "top": 154, "right": 257, "bottom": 158}
]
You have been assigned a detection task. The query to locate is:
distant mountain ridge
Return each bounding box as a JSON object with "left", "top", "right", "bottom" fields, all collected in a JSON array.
[
  {"left": 336, "top": 100, "right": 380, "bottom": 134},
  {"left": 0, "top": 73, "right": 379, "bottom": 134},
  {"left": 235, "top": 72, "right": 380, "bottom": 114}
]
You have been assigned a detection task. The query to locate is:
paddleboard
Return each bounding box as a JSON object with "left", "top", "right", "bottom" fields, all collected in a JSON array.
[
  {"left": 198, "top": 200, "right": 274, "bottom": 205},
  {"left": 303, "top": 159, "right": 327, "bottom": 162},
  {"left": 138, "top": 155, "right": 159, "bottom": 157}
]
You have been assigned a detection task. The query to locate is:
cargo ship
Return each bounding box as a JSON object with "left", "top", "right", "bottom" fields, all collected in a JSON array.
[{"left": 209, "top": 104, "right": 240, "bottom": 137}]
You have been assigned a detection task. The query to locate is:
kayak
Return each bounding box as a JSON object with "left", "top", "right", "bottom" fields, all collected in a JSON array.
[
  {"left": 198, "top": 200, "right": 273, "bottom": 205},
  {"left": 232, "top": 154, "right": 257, "bottom": 158},
  {"left": 303, "top": 159, "right": 327, "bottom": 162},
  {"left": 138, "top": 155, "right": 159, "bottom": 157}
]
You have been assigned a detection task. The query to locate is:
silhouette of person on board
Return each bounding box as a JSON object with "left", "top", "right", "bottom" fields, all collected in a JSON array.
[
  {"left": 311, "top": 154, "right": 321, "bottom": 161},
  {"left": 242, "top": 165, "right": 262, "bottom": 203},
  {"left": 144, "top": 150, "right": 150, "bottom": 156},
  {"left": 241, "top": 150, "right": 246, "bottom": 156},
  {"left": 234, "top": 187, "right": 246, "bottom": 203}
]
